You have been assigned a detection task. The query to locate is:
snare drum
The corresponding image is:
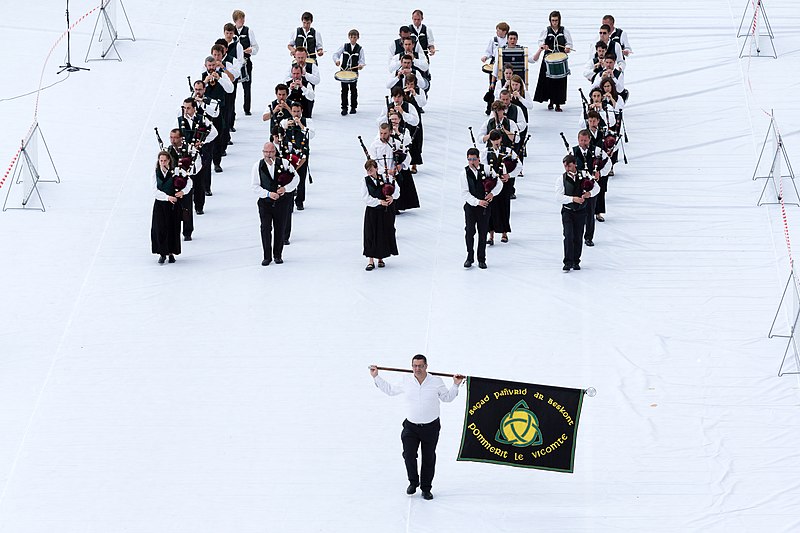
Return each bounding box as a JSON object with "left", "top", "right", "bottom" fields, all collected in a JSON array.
[
  {"left": 545, "top": 52, "right": 569, "bottom": 79},
  {"left": 498, "top": 47, "right": 529, "bottom": 85},
  {"left": 481, "top": 63, "right": 494, "bottom": 75},
  {"left": 334, "top": 70, "right": 358, "bottom": 83}
]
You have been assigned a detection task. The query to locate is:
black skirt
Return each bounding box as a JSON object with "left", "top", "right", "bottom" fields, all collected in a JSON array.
[
  {"left": 363, "top": 205, "right": 398, "bottom": 259},
  {"left": 533, "top": 60, "right": 567, "bottom": 105},
  {"left": 151, "top": 199, "right": 182, "bottom": 255},
  {"left": 395, "top": 169, "right": 420, "bottom": 211},
  {"left": 408, "top": 124, "right": 423, "bottom": 165},
  {"left": 489, "top": 182, "right": 512, "bottom": 233}
]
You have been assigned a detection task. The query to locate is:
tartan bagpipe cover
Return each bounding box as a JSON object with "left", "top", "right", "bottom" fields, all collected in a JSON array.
[{"left": 457, "top": 376, "right": 584, "bottom": 473}]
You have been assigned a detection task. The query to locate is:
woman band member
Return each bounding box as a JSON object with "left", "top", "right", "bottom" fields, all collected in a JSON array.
[
  {"left": 151, "top": 151, "right": 192, "bottom": 264},
  {"left": 532, "top": 10, "right": 573, "bottom": 111},
  {"left": 361, "top": 159, "right": 400, "bottom": 271},
  {"left": 388, "top": 111, "right": 420, "bottom": 212},
  {"left": 483, "top": 130, "right": 520, "bottom": 245}
]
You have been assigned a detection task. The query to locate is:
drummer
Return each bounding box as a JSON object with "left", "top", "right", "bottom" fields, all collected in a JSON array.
[
  {"left": 481, "top": 22, "right": 509, "bottom": 115},
  {"left": 333, "top": 29, "right": 365, "bottom": 116}
]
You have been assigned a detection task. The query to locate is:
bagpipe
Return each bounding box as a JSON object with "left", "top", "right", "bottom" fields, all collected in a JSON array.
[
  {"left": 356, "top": 136, "right": 394, "bottom": 200},
  {"left": 389, "top": 132, "right": 409, "bottom": 167},
  {"left": 154, "top": 127, "right": 192, "bottom": 191},
  {"left": 468, "top": 127, "right": 498, "bottom": 195},
  {"left": 579, "top": 87, "right": 628, "bottom": 165},
  {"left": 559, "top": 132, "right": 596, "bottom": 193},
  {"left": 274, "top": 130, "right": 303, "bottom": 178}
]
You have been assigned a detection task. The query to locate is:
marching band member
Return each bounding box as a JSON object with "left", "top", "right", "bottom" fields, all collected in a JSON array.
[
  {"left": 369, "top": 123, "right": 397, "bottom": 177},
  {"left": 572, "top": 129, "right": 609, "bottom": 247},
  {"left": 361, "top": 158, "right": 400, "bottom": 271},
  {"left": 377, "top": 86, "right": 420, "bottom": 128},
  {"left": 389, "top": 39, "right": 430, "bottom": 92},
  {"left": 285, "top": 64, "right": 316, "bottom": 121},
  {"left": 532, "top": 10, "right": 573, "bottom": 111},
  {"left": 178, "top": 99, "right": 216, "bottom": 217},
  {"left": 388, "top": 54, "right": 430, "bottom": 93},
  {"left": 603, "top": 15, "right": 633, "bottom": 57},
  {"left": 333, "top": 29, "right": 366, "bottom": 115},
  {"left": 288, "top": 47, "right": 320, "bottom": 117},
  {"left": 556, "top": 154, "right": 596, "bottom": 271},
  {"left": 479, "top": 101, "right": 519, "bottom": 148},
  {"left": 390, "top": 26, "right": 424, "bottom": 59},
  {"left": 151, "top": 150, "right": 191, "bottom": 264},
  {"left": 481, "top": 22, "right": 509, "bottom": 115},
  {"left": 252, "top": 142, "right": 298, "bottom": 266},
  {"left": 492, "top": 31, "right": 533, "bottom": 80},
  {"left": 483, "top": 130, "right": 520, "bottom": 245},
  {"left": 584, "top": 111, "right": 614, "bottom": 221},
  {"left": 388, "top": 111, "right": 419, "bottom": 212},
  {"left": 509, "top": 75, "right": 532, "bottom": 168},
  {"left": 288, "top": 12, "right": 324, "bottom": 61},
  {"left": 262, "top": 84, "right": 293, "bottom": 133},
  {"left": 592, "top": 55, "right": 627, "bottom": 102},
  {"left": 166, "top": 129, "right": 198, "bottom": 242},
  {"left": 584, "top": 41, "right": 609, "bottom": 83},
  {"left": 409, "top": 10, "right": 436, "bottom": 59},
  {"left": 597, "top": 25, "right": 624, "bottom": 68},
  {"left": 232, "top": 10, "right": 259, "bottom": 116},
  {"left": 201, "top": 53, "right": 233, "bottom": 174},
  {"left": 280, "top": 102, "right": 315, "bottom": 212},
  {"left": 463, "top": 147, "right": 502, "bottom": 269},
  {"left": 214, "top": 38, "right": 242, "bottom": 134},
  {"left": 191, "top": 81, "right": 220, "bottom": 210}
]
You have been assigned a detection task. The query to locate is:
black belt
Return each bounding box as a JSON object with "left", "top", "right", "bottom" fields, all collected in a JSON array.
[{"left": 405, "top": 417, "right": 439, "bottom": 427}]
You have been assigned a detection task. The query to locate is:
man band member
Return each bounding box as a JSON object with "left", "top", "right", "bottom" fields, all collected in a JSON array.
[
  {"left": 232, "top": 10, "right": 259, "bottom": 116},
  {"left": 280, "top": 102, "right": 314, "bottom": 212},
  {"left": 166, "top": 128, "right": 199, "bottom": 242},
  {"left": 288, "top": 47, "right": 320, "bottom": 117},
  {"left": 333, "top": 29, "right": 365, "bottom": 115},
  {"left": 390, "top": 26, "right": 425, "bottom": 59},
  {"left": 573, "top": 129, "right": 609, "bottom": 247},
  {"left": 463, "top": 147, "right": 501, "bottom": 269},
  {"left": 204, "top": 49, "right": 234, "bottom": 173},
  {"left": 603, "top": 15, "right": 633, "bottom": 57},
  {"left": 262, "top": 83, "right": 292, "bottom": 133},
  {"left": 556, "top": 154, "right": 598, "bottom": 271},
  {"left": 481, "top": 22, "right": 509, "bottom": 115},
  {"left": 285, "top": 64, "right": 316, "bottom": 121},
  {"left": 409, "top": 10, "right": 436, "bottom": 59},
  {"left": 251, "top": 142, "right": 298, "bottom": 266},
  {"left": 369, "top": 356, "right": 465, "bottom": 500},
  {"left": 288, "top": 12, "right": 324, "bottom": 61},
  {"left": 178, "top": 98, "right": 217, "bottom": 216}
]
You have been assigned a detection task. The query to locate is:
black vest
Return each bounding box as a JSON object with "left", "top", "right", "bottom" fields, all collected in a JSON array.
[
  {"left": 201, "top": 71, "right": 227, "bottom": 110},
  {"left": 465, "top": 166, "right": 486, "bottom": 200},
  {"left": 236, "top": 26, "right": 251, "bottom": 56},
  {"left": 544, "top": 26, "right": 568, "bottom": 55},
  {"left": 224, "top": 39, "right": 239, "bottom": 65},
  {"left": 562, "top": 173, "right": 586, "bottom": 211},
  {"left": 365, "top": 176, "right": 386, "bottom": 200},
  {"left": 342, "top": 43, "right": 362, "bottom": 70},
  {"left": 258, "top": 160, "right": 279, "bottom": 193},
  {"left": 487, "top": 117, "right": 514, "bottom": 147},
  {"left": 572, "top": 146, "right": 597, "bottom": 173},
  {"left": 156, "top": 168, "right": 175, "bottom": 195},
  {"left": 409, "top": 24, "right": 428, "bottom": 51},
  {"left": 295, "top": 27, "right": 317, "bottom": 56},
  {"left": 393, "top": 38, "right": 404, "bottom": 56},
  {"left": 610, "top": 28, "right": 625, "bottom": 50}
]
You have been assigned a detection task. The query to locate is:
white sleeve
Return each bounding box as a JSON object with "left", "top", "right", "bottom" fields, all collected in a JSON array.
[
  {"left": 315, "top": 31, "right": 323, "bottom": 51},
  {"left": 414, "top": 90, "right": 427, "bottom": 108},
  {"left": 248, "top": 29, "right": 259, "bottom": 55},
  {"left": 537, "top": 29, "right": 547, "bottom": 46},
  {"left": 305, "top": 119, "right": 315, "bottom": 140},
  {"left": 251, "top": 161, "right": 268, "bottom": 198},
  {"left": 282, "top": 166, "right": 299, "bottom": 193},
  {"left": 402, "top": 105, "right": 419, "bottom": 127},
  {"left": 462, "top": 170, "right": 479, "bottom": 206},
  {"left": 302, "top": 84, "right": 315, "bottom": 101},
  {"left": 362, "top": 178, "right": 380, "bottom": 207},
  {"left": 305, "top": 65, "right": 321, "bottom": 86},
  {"left": 180, "top": 177, "right": 193, "bottom": 195},
  {"left": 332, "top": 44, "right": 344, "bottom": 63},
  {"left": 203, "top": 99, "right": 220, "bottom": 118},
  {"left": 373, "top": 375, "right": 403, "bottom": 396},
  {"left": 218, "top": 74, "right": 234, "bottom": 93},
  {"left": 564, "top": 29, "right": 574, "bottom": 48},
  {"left": 204, "top": 121, "right": 218, "bottom": 144},
  {"left": 425, "top": 27, "right": 435, "bottom": 47},
  {"left": 413, "top": 56, "right": 429, "bottom": 72},
  {"left": 556, "top": 174, "right": 572, "bottom": 205}
]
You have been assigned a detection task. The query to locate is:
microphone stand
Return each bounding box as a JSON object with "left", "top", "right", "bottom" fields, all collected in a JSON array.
[{"left": 58, "top": 0, "right": 90, "bottom": 74}]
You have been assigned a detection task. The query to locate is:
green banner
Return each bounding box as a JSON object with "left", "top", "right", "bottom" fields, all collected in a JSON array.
[{"left": 457, "top": 376, "right": 585, "bottom": 473}]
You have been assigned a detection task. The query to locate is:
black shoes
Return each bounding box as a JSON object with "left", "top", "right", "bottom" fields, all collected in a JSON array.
[
  {"left": 478, "top": 261, "right": 487, "bottom": 269},
  {"left": 214, "top": 165, "right": 222, "bottom": 173},
  {"left": 274, "top": 257, "right": 284, "bottom": 264},
  {"left": 406, "top": 484, "right": 417, "bottom": 495},
  {"left": 572, "top": 264, "right": 581, "bottom": 270},
  {"left": 422, "top": 491, "right": 433, "bottom": 500},
  {"left": 296, "top": 203, "right": 304, "bottom": 211},
  {"left": 244, "top": 111, "right": 252, "bottom": 116},
  {"left": 196, "top": 209, "right": 204, "bottom": 215},
  {"left": 341, "top": 109, "right": 348, "bottom": 116},
  {"left": 366, "top": 263, "right": 375, "bottom": 271},
  {"left": 377, "top": 260, "right": 385, "bottom": 268},
  {"left": 158, "top": 255, "right": 166, "bottom": 264},
  {"left": 168, "top": 254, "right": 175, "bottom": 263},
  {"left": 563, "top": 265, "right": 571, "bottom": 272},
  {"left": 464, "top": 259, "right": 473, "bottom": 268},
  {"left": 284, "top": 239, "right": 290, "bottom": 245},
  {"left": 261, "top": 259, "right": 271, "bottom": 266},
  {"left": 487, "top": 238, "right": 494, "bottom": 246},
  {"left": 184, "top": 235, "right": 192, "bottom": 241},
  {"left": 230, "top": 126, "right": 236, "bottom": 133},
  {"left": 585, "top": 239, "right": 594, "bottom": 247},
  {"left": 349, "top": 108, "right": 357, "bottom": 114}
]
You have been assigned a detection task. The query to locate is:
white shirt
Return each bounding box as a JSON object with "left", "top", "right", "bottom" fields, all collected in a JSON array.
[
  {"left": 152, "top": 168, "right": 192, "bottom": 201},
  {"left": 483, "top": 34, "right": 507, "bottom": 61},
  {"left": 360, "top": 175, "right": 400, "bottom": 207},
  {"left": 374, "top": 373, "right": 460, "bottom": 424},
  {"left": 376, "top": 103, "right": 419, "bottom": 128},
  {"left": 556, "top": 171, "right": 600, "bottom": 205},
  {"left": 285, "top": 63, "right": 321, "bottom": 86}
]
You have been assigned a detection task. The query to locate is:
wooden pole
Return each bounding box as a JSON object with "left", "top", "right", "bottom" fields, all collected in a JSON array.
[{"left": 373, "top": 365, "right": 456, "bottom": 378}]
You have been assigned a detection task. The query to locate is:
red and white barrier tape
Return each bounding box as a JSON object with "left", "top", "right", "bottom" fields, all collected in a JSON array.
[{"left": 0, "top": 4, "right": 100, "bottom": 192}]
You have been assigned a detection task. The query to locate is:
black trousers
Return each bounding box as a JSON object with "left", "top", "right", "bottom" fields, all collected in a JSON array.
[
  {"left": 284, "top": 192, "right": 295, "bottom": 241},
  {"left": 228, "top": 81, "right": 238, "bottom": 129},
  {"left": 562, "top": 207, "right": 587, "bottom": 266},
  {"left": 257, "top": 196, "right": 290, "bottom": 262},
  {"left": 195, "top": 147, "right": 212, "bottom": 210},
  {"left": 401, "top": 418, "right": 440, "bottom": 491},
  {"left": 295, "top": 163, "right": 308, "bottom": 207},
  {"left": 242, "top": 58, "right": 253, "bottom": 113},
  {"left": 340, "top": 81, "right": 358, "bottom": 110},
  {"left": 179, "top": 191, "right": 193, "bottom": 238},
  {"left": 211, "top": 115, "right": 227, "bottom": 166},
  {"left": 464, "top": 203, "right": 490, "bottom": 262},
  {"left": 596, "top": 175, "right": 609, "bottom": 214},
  {"left": 584, "top": 196, "right": 597, "bottom": 241}
]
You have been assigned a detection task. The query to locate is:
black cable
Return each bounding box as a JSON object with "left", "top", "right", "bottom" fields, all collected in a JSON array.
[{"left": 0, "top": 73, "right": 71, "bottom": 103}]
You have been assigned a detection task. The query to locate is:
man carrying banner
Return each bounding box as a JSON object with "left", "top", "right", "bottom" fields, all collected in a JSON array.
[{"left": 369, "top": 355, "right": 465, "bottom": 500}]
